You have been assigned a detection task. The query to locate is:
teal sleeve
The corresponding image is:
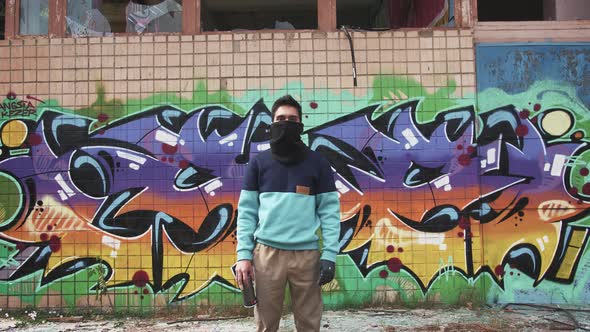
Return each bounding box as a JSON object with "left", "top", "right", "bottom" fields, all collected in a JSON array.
[
  {"left": 236, "top": 190, "right": 260, "bottom": 261},
  {"left": 317, "top": 191, "right": 341, "bottom": 262}
]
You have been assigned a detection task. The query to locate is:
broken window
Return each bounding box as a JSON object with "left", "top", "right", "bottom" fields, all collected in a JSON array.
[
  {"left": 338, "top": 0, "right": 454, "bottom": 30},
  {"left": 478, "top": 0, "right": 590, "bottom": 21},
  {"left": 201, "top": 0, "right": 317, "bottom": 31},
  {"left": 66, "top": 0, "right": 182, "bottom": 37},
  {"left": 0, "top": 0, "right": 4, "bottom": 39},
  {"left": 19, "top": 0, "right": 49, "bottom": 35}
]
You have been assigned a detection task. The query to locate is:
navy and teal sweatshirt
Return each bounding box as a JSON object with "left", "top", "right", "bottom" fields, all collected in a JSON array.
[{"left": 236, "top": 149, "right": 341, "bottom": 262}]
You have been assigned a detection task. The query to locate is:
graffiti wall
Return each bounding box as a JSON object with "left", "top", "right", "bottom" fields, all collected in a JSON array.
[
  {"left": 0, "top": 40, "right": 589, "bottom": 311},
  {"left": 477, "top": 43, "right": 590, "bottom": 304}
]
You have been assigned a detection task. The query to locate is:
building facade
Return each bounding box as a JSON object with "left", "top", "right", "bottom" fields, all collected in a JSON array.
[{"left": 0, "top": 0, "right": 589, "bottom": 311}]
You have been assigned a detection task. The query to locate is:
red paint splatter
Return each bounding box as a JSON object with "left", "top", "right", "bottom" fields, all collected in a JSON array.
[
  {"left": 458, "top": 232, "right": 464, "bottom": 237},
  {"left": 456, "top": 144, "right": 463, "bottom": 150},
  {"left": 569, "top": 187, "right": 579, "bottom": 196},
  {"left": 27, "top": 133, "right": 42, "bottom": 146},
  {"left": 134, "top": 290, "right": 138, "bottom": 294},
  {"left": 581, "top": 168, "right": 589, "bottom": 176},
  {"left": 458, "top": 217, "right": 470, "bottom": 230},
  {"left": 458, "top": 154, "right": 471, "bottom": 166},
  {"left": 97, "top": 113, "right": 109, "bottom": 123},
  {"left": 386, "top": 245, "right": 395, "bottom": 253},
  {"left": 132, "top": 270, "right": 150, "bottom": 287},
  {"left": 97, "top": 129, "right": 106, "bottom": 135},
  {"left": 494, "top": 265, "right": 504, "bottom": 277},
  {"left": 310, "top": 102, "right": 318, "bottom": 109},
  {"left": 49, "top": 235, "right": 61, "bottom": 252},
  {"left": 167, "top": 157, "right": 174, "bottom": 163},
  {"left": 40, "top": 233, "right": 49, "bottom": 241},
  {"left": 515, "top": 125, "right": 529, "bottom": 137},
  {"left": 510, "top": 272, "right": 514, "bottom": 276},
  {"left": 397, "top": 247, "right": 404, "bottom": 253},
  {"left": 531, "top": 117, "right": 538, "bottom": 123},
  {"left": 160, "top": 157, "right": 167, "bottom": 162},
  {"left": 143, "top": 288, "right": 149, "bottom": 295},
  {"left": 582, "top": 183, "right": 590, "bottom": 195},
  {"left": 179, "top": 160, "right": 190, "bottom": 169},
  {"left": 519, "top": 109, "right": 530, "bottom": 119},
  {"left": 387, "top": 257, "right": 402, "bottom": 273},
  {"left": 161, "top": 143, "right": 178, "bottom": 155},
  {"left": 6, "top": 92, "right": 16, "bottom": 100},
  {"left": 534, "top": 103, "right": 541, "bottom": 111},
  {"left": 16, "top": 243, "right": 26, "bottom": 251},
  {"left": 466, "top": 146, "right": 476, "bottom": 154},
  {"left": 47, "top": 225, "right": 53, "bottom": 231},
  {"left": 379, "top": 270, "right": 388, "bottom": 278}
]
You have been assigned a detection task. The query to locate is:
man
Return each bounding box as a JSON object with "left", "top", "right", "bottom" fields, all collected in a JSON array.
[{"left": 235, "top": 95, "right": 341, "bottom": 332}]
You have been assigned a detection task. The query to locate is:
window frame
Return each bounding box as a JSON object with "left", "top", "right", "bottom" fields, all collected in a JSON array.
[
  {"left": 4, "top": 0, "right": 465, "bottom": 39},
  {"left": 471, "top": 0, "right": 590, "bottom": 43}
]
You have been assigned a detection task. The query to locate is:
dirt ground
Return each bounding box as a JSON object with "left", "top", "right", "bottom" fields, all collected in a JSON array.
[{"left": 1, "top": 304, "right": 589, "bottom": 331}]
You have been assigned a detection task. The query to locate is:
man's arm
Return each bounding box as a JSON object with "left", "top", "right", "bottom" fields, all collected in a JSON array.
[
  {"left": 316, "top": 157, "right": 341, "bottom": 263},
  {"left": 236, "top": 157, "right": 260, "bottom": 261}
]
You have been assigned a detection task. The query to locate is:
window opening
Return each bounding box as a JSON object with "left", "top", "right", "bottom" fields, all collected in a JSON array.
[
  {"left": 478, "top": 0, "right": 590, "bottom": 21},
  {"left": 338, "top": 0, "right": 454, "bottom": 30},
  {"left": 0, "top": 0, "right": 5, "bottom": 39},
  {"left": 201, "top": 0, "right": 317, "bottom": 31},
  {"left": 20, "top": 0, "right": 49, "bottom": 35},
  {"left": 66, "top": 0, "right": 182, "bottom": 37}
]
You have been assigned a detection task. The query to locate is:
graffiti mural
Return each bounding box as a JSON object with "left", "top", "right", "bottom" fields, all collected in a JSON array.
[{"left": 0, "top": 44, "right": 589, "bottom": 310}]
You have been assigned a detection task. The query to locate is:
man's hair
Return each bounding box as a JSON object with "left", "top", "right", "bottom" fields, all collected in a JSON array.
[{"left": 271, "top": 95, "right": 302, "bottom": 120}]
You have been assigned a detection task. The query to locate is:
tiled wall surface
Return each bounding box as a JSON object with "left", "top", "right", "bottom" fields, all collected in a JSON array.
[{"left": 0, "top": 30, "right": 476, "bottom": 107}]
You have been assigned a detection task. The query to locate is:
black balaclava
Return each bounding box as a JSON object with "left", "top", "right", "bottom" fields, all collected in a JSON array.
[{"left": 269, "top": 121, "right": 308, "bottom": 164}]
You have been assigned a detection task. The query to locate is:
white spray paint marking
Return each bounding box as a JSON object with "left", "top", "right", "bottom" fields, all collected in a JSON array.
[
  {"left": 487, "top": 148, "right": 496, "bottom": 165},
  {"left": 544, "top": 163, "right": 551, "bottom": 172},
  {"left": 54, "top": 174, "right": 75, "bottom": 197},
  {"left": 536, "top": 238, "right": 545, "bottom": 251},
  {"left": 335, "top": 180, "right": 350, "bottom": 194},
  {"left": 129, "top": 163, "right": 140, "bottom": 170},
  {"left": 433, "top": 175, "right": 450, "bottom": 189},
  {"left": 257, "top": 143, "right": 271, "bottom": 151},
  {"left": 480, "top": 160, "right": 487, "bottom": 168},
  {"left": 102, "top": 235, "right": 121, "bottom": 250},
  {"left": 57, "top": 190, "right": 68, "bottom": 201},
  {"left": 550, "top": 154, "right": 566, "bottom": 176},
  {"left": 204, "top": 179, "right": 223, "bottom": 195},
  {"left": 402, "top": 128, "right": 419, "bottom": 150},
  {"left": 155, "top": 129, "right": 179, "bottom": 145},
  {"left": 219, "top": 133, "right": 238, "bottom": 145},
  {"left": 116, "top": 151, "right": 146, "bottom": 165}
]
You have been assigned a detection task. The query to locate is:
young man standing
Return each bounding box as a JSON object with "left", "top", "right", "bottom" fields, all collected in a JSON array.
[{"left": 235, "top": 95, "right": 341, "bottom": 332}]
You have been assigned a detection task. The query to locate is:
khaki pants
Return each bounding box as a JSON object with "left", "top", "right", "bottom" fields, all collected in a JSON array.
[{"left": 253, "top": 243, "right": 322, "bottom": 332}]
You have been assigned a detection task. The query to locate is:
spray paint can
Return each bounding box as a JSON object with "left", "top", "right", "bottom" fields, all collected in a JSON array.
[{"left": 242, "top": 276, "right": 257, "bottom": 308}]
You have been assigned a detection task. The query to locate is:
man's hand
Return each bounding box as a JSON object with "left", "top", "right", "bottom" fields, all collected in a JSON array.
[
  {"left": 235, "top": 260, "right": 254, "bottom": 289},
  {"left": 318, "top": 259, "right": 335, "bottom": 286}
]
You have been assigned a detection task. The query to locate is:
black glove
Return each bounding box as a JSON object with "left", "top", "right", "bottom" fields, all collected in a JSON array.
[{"left": 318, "top": 259, "right": 335, "bottom": 286}]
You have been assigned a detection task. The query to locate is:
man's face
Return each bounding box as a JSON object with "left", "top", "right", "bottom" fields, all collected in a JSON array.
[{"left": 273, "top": 105, "right": 300, "bottom": 123}]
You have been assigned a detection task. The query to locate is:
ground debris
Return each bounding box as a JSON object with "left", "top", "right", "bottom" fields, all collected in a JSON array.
[
  {"left": 0, "top": 306, "right": 588, "bottom": 332},
  {"left": 46, "top": 316, "right": 85, "bottom": 323}
]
